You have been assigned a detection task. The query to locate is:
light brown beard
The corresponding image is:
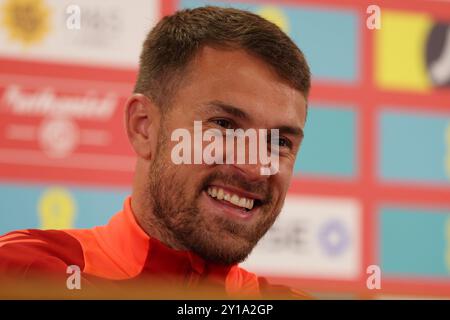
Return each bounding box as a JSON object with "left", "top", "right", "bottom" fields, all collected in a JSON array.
[{"left": 145, "top": 128, "right": 282, "bottom": 265}]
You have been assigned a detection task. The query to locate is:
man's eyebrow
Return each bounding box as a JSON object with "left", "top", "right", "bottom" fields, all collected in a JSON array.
[
  {"left": 204, "top": 100, "right": 250, "bottom": 121},
  {"left": 204, "top": 100, "right": 304, "bottom": 138}
]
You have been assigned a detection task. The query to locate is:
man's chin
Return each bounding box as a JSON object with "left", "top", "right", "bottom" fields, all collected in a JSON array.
[
  {"left": 186, "top": 228, "right": 256, "bottom": 265},
  {"left": 186, "top": 206, "right": 273, "bottom": 265}
]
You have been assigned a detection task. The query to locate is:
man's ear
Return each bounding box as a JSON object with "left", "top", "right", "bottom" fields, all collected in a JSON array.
[{"left": 125, "top": 94, "right": 160, "bottom": 160}]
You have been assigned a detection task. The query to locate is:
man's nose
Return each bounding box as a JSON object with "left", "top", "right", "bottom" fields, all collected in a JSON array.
[
  {"left": 230, "top": 161, "right": 270, "bottom": 182},
  {"left": 227, "top": 140, "right": 271, "bottom": 181}
]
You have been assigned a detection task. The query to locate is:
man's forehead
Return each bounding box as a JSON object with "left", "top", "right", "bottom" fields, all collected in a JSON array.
[
  {"left": 184, "top": 46, "right": 307, "bottom": 126},
  {"left": 191, "top": 46, "right": 282, "bottom": 82}
]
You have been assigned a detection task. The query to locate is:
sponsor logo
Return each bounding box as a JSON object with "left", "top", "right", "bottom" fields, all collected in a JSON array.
[
  {"left": 38, "top": 187, "right": 76, "bottom": 230},
  {"left": 376, "top": 10, "right": 450, "bottom": 91},
  {"left": 243, "top": 196, "right": 361, "bottom": 279},
  {"left": 2, "top": 85, "right": 118, "bottom": 121},
  {"left": 66, "top": 4, "right": 122, "bottom": 47},
  {"left": 318, "top": 219, "right": 350, "bottom": 256},
  {"left": 1, "top": 0, "right": 51, "bottom": 46},
  {"left": 426, "top": 23, "right": 450, "bottom": 87}
]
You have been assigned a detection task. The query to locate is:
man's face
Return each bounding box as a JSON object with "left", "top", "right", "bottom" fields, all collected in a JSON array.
[{"left": 148, "top": 47, "right": 307, "bottom": 265}]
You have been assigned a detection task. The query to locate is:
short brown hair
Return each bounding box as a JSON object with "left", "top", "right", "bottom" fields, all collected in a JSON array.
[{"left": 134, "top": 6, "right": 311, "bottom": 109}]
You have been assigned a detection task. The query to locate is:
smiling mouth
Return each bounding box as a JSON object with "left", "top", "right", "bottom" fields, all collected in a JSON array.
[{"left": 206, "top": 186, "right": 262, "bottom": 213}]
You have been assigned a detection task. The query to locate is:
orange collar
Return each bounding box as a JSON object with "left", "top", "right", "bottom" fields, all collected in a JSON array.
[{"left": 72, "top": 196, "right": 259, "bottom": 296}]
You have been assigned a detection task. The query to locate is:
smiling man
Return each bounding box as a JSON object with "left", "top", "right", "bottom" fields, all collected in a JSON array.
[{"left": 0, "top": 6, "right": 311, "bottom": 298}]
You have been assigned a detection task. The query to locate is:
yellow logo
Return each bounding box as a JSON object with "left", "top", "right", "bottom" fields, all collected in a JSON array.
[
  {"left": 375, "top": 10, "right": 433, "bottom": 91},
  {"left": 38, "top": 187, "right": 76, "bottom": 230},
  {"left": 1, "top": 0, "right": 51, "bottom": 46}
]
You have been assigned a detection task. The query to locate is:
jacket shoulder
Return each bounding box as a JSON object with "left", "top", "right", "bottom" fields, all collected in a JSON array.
[{"left": 0, "top": 229, "right": 85, "bottom": 278}]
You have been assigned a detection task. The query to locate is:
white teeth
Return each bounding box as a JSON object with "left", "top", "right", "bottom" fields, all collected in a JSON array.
[
  {"left": 217, "top": 188, "right": 224, "bottom": 200},
  {"left": 230, "top": 194, "right": 240, "bottom": 206},
  {"left": 206, "top": 187, "right": 255, "bottom": 210}
]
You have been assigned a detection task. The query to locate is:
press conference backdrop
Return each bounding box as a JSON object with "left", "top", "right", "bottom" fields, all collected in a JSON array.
[{"left": 0, "top": 0, "right": 449, "bottom": 299}]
